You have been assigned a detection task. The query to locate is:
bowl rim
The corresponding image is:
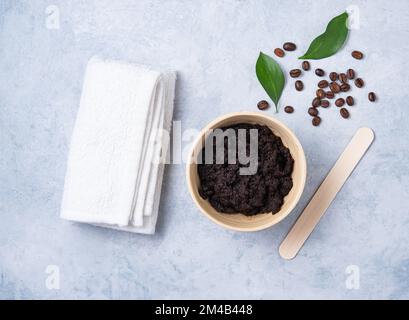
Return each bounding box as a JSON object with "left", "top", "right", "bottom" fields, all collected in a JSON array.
[{"left": 185, "top": 111, "right": 307, "bottom": 232}]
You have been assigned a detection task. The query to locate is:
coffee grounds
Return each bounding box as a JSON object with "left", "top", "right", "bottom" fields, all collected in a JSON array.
[{"left": 198, "top": 124, "right": 294, "bottom": 215}]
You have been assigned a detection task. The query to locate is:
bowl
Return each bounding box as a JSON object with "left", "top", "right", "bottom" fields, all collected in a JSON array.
[{"left": 186, "top": 111, "right": 307, "bottom": 232}]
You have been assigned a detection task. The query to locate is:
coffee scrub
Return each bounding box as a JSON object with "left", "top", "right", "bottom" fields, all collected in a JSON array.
[{"left": 197, "top": 124, "right": 294, "bottom": 216}]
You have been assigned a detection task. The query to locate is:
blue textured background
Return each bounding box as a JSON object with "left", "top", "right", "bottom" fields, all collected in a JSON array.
[{"left": 1, "top": 0, "right": 409, "bottom": 299}]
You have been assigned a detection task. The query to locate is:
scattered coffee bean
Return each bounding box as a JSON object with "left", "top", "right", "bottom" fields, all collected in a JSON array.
[
  {"left": 340, "top": 83, "right": 351, "bottom": 92},
  {"left": 316, "top": 89, "right": 326, "bottom": 99},
  {"left": 295, "top": 80, "right": 304, "bottom": 91},
  {"left": 330, "top": 82, "right": 341, "bottom": 93},
  {"left": 335, "top": 98, "right": 345, "bottom": 107},
  {"left": 282, "top": 51, "right": 370, "bottom": 125},
  {"left": 308, "top": 107, "right": 319, "bottom": 117},
  {"left": 354, "top": 78, "right": 364, "bottom": 88},
  {"left": 302, "top": 61, "right": 310, "bottom": 71},
  {"left": 312, "top": 116, "right": 321, "bottom": 126},
  {"left": 283, "top": 42, "right": 297, "bottom": 51},
  {"left": 329, "top": 72, "right": 339, "bottom": 81},
  {"left": 321, "top": 100, "right": 330, "bottom": 108},
  {"left": 284, "top": 106, "right": 294, "bottom": 113},
  {"left": 257, "top": 100, "right": 269, "bottom": 110},
  {"left": 352, "top": 50, "right": 364, "bottom": 60},
  {"left": 312, "top": 97, "right": 321, "bottom": 108},
  {"left": 318, "top": 80, "right": 329, "bottom": 88},
  {"left": 368, "top": 92, "right": 376, "bottom": 102},
  {"left": 274, "top": 48, "right": 285, "bottom": 57},
  {"left": 347, "top": 69, "right": 355, "bottom": 79},
  {"left": 290, "top": 69, "right": 302, "bottom": 78},
  {"left": 315, "top": 68, "right": 325, "bottom": 77},
  {"left": 340, "top": 108, "right": 350, "bottom": 119}
]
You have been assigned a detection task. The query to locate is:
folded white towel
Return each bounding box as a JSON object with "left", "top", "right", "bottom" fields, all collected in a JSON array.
[{"left": 61, "top": 56, "right": 176, "bottom": 234}]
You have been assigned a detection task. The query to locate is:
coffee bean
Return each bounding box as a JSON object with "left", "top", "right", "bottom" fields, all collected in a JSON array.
[
  {"left": 352, "top": 50, "right": 364, "bottom": 60},
  {"left": 257, "top": 100, "right": 269, "bottom": 110},
  {"left": 346, "top": 96, "right": 354, "bottom": 106},
  {"left": 318, "top": 80, "right": 329, "bottom": 88},
  {"left": 274, "top": 48, "right": 285, "bottom": 57},
  {"left": 308, "top": 107, "right": 318, "bottom": 117},
  {"left": 315, "top": 68, "right": 325, "bottom": 77},
  {"left": 316, "top": 89, "right": 326, "bottom": 99},
  {"left": 312, "top": 97, "right": 321, "bottom": 108},
  {"left": 330, "top": 82, "right": 341, "bottom": 93},
  {"left": 284, "top": 106, "right": 294, "bottom": 113},
  {"left": 335, "top": 98, "right": 345, "bottom": 107},
  {"left": 347, "top": 69, "right": 355, "bottom": 79},
  {"left": 321, "top": 100, "right": 330, "bottom": 108},
  {"left": 355, "top": 78, "right": 364, "bottom": 88},
  {"left": 302, "top": 61, "right": 310, "bottom": 71},
  {"left": 295, "top": 80, "right": 304, "bottom": 91},
  {"left": 326, "top": 91, "right": 335, "bottom": 99},
  {"left": 340, "top": 83, "right": 351, "bottom": 92},
  {"left": 312, "top": 116, "right": 321, "bottom": 126},
  {"left": 368, "top": 92, "right": 376, "bottom": 102},
  {"left": 329, "top": 72, "right": 339, "bottom": 81},
  {"left": 340, "top": 73, "right": 348, "bottom": 83},
  {"left": 340, "top": 108, "right": 350, "bottom": 119},
  {"left": 290, "top": 69, "right": 302, "bottom": 78},
  {"left": 283, "top": 42, "right": 297, "bottom": 51}
]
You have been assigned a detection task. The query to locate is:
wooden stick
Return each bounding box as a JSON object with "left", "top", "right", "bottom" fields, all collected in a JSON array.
[{"left": 279, "top": 127, "right": 375, "bottom": 260}]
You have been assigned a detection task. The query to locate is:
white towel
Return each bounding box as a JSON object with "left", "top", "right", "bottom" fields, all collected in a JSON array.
[{"left": 61, "top": 56, "right": 176, "bottom": 234}]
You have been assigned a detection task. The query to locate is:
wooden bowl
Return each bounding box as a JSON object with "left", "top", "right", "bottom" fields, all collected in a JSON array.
[{"left": 186, "top": 112, "right": 307, "bottom": 232}]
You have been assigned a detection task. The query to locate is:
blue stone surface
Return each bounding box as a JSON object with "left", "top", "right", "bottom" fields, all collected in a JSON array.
[{"left": 1, "top": 0, "right": 409, "bottom": 299}]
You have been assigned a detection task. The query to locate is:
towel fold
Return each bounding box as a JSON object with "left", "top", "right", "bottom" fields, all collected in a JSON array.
[{"left": 61, "top": 56, "right": 176, "bottom": 234}]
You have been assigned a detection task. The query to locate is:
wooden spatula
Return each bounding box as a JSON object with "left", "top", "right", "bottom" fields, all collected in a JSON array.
[{"left": 279, "top": 127, "right": 375, "bottom": 260}]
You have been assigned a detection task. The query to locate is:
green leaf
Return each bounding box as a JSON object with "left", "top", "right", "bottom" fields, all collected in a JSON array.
[
  {"left": 256, "top": 52, "right": 285, "bottom": 111},
  {"left": 299, "top": 12, "right": 349, "bottom": 60}
]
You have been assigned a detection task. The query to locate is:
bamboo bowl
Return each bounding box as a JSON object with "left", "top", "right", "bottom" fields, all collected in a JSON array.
[{"left": 186, "top": 112, "right": 307, "bottom": 232}]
